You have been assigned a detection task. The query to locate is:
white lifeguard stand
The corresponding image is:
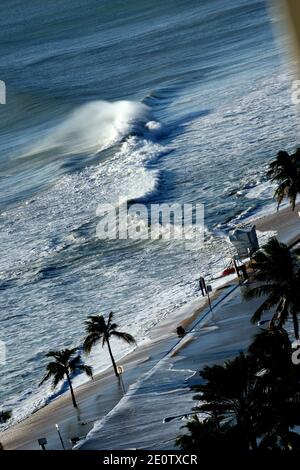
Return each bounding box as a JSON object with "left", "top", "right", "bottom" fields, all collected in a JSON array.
[{"left": 229, "top": 225, "right": 259, "bottom": 259}]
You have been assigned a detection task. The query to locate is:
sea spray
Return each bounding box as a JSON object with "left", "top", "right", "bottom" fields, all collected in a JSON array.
[{"left": 19, "top": 100, "right": 155, "bottom": 159}]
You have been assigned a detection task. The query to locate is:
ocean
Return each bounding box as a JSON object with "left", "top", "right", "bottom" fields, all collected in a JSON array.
[{"left": 0, "top": 0, "right": 299, "bottom": 426}]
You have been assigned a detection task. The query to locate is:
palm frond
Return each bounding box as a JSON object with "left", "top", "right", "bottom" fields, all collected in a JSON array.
[
  {"left": 83, "top": 332, "right": 101, "bottom": 354},
  {"left": 39, "top": 362, "right": 65, "bottom": 388},
  {"left": 68, "top": 354, "right": 82, "bottom": 372},
  {"left": 251, "top": 297, "right": 279, "bottom": 324},
  {"left": 45, "top": 350, "right": 61, "bottom": 359},
  {"left": 78, "top": 364, "right": 93, "bottom": 379},
  {"left": 244, "top": 284, "right": 277, "bottom": 300},
  {"left": 107, "top": 311, "right": 114, "bottom": 329},
  {"left": 39, "top": 370, "right": 53, "bottom": 386},
  {"left": 52, "top": 368, "right": 66, "bottom": 388},
  {"left": 108, "top": 322, "right": 118, "bottom": 333},
  {"left": 111, "top": 331, "right": 136, "bottom": 345},
  {"left": 267, "top": 150, "right": 300, "bottom": 211}
]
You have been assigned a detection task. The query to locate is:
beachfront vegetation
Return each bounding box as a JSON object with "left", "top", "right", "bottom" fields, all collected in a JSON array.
[
  {"left": 83, "top": 312, "right": 136, "bottom": 378},
  {"left": 244, "top": 238, "right": 300, "bottom": 339},
  {"left": 268, "top": 149, "right": 300, "bottom": 211},
  {"left": 176, "top": 328, "right": 300, "bottom": 451},
  {"left": 40, "top": 348, "right": 93, "bottom": 408}
]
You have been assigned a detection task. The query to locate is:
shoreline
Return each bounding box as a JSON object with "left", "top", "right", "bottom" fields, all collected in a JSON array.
[
  {"left": 0, "top": 288, "right": 215, "bottom": 450},
  {"left": 2, "top": 202, "right": 300, "bottom": 450}
]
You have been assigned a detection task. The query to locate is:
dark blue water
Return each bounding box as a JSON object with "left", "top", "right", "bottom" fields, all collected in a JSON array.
[{"left": 0, "top": 0, "right": 299, "bottom": 424}]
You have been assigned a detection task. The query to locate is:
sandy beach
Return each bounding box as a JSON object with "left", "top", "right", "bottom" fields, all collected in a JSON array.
[
  {"left": 2, "top": 202, "right": 300, "bottom": 450},
  {"left": 255, "top": 202, "right": 300, "bottom": 246}
]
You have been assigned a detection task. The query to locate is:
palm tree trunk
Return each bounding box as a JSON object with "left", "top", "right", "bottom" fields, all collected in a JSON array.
[
  {"left": 248, "top": 424, "right": 258, "bottom": 451},
  {"left": 106, "top": 338, "right": 119, "bottom": 377},
  {"left": 292, "top": 312, "right": 299, "bottom": 340},
  {"left": 238, "top": 405, "right": 257, "bottom": 451},
  {"left": 212, "top": 410, "right": 221, "bottom": 432},
  {"left": 66, "top": 372, "right": 78, "bottom": 408}
]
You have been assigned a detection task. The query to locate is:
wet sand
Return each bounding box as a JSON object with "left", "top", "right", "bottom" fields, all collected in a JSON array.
[{"left": 255, "top": 202, "right": 300, "bottom": 245}]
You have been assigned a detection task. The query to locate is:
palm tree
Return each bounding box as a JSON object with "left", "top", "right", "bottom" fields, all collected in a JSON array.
[
  {"left": 40, "top": 348, "right": 93, "bottom": 408},
  {"left": 245, "top": 238, "right": 300, "bottom": 339},
  {"left": 248, "top": 327, "right": 292, "bottom": 377},
  {"left": 247, "top": 329, "right": 300, "bottom": 449},
  {"left": 267, "top": 149, "right": 300, "bottom": 211},
  {"left": 176, "top": 416, "right": 249, "bottom": 453},
  {"left": 192, "top": 353, "right": 260, "bottom": 451},
  {"left": 83, "top": 312, "right": 136, "bottom": 378},
  {"left": 177, "top": 336, "right": 300, "bottom": 451}
]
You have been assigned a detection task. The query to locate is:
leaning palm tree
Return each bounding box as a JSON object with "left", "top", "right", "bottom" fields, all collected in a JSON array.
[
  {"left": 245, "top": 238, "right": 300, "bottom": 339},
  {"left": 83, "top": 312, "right": 136, "bottom": 378},
  {"left": 40, "top": 348, "right": 93, "bottom": 408},
  {"left": 267, "top": 149, "right": 300, "bottom": 211}
]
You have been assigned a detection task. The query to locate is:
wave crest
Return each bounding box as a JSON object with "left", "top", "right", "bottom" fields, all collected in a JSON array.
[{"left": 21, "top": 100, "right": 159, "bottom": 159}]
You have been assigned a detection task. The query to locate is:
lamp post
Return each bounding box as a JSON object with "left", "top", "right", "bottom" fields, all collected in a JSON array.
[
  {"left": 55, "top": 424, "right": 66, "bottom": 450},
  {"left": 199, "top": 277, "right": 213, "bottom": 312},
  {"left": 117, "top": 365, "right": 125, "bottom": 394},
  {"left": 206, "top": 284, "right": 212, "bottom": 313}
]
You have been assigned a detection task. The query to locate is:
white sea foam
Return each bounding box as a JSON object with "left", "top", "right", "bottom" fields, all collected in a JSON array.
[
  {"left": 0, "top": 135, "right": 164, "bottom": 278},
  {"left": 18, "top": 100, "right": 157, "bottom": 159}
]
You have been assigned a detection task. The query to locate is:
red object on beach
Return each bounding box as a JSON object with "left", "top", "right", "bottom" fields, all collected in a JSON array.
[{"left": 221, "top": 266, "right": 235, "bottom": 277}]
